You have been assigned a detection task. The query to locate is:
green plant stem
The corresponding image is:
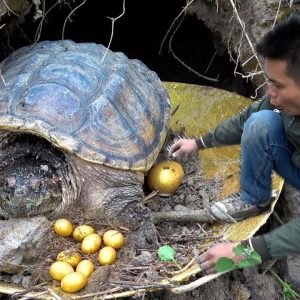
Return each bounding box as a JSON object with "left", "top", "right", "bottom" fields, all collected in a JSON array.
[
  {"left": 269, "top": 268, "right": 300, "bottom": 298},
  {"left": 270, "top": 269, "right": 285, "bottom": 285}
]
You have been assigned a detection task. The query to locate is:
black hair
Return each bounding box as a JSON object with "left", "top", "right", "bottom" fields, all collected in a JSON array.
[{"left": 256, "top": 14, "right": 300, "bottom": 83}]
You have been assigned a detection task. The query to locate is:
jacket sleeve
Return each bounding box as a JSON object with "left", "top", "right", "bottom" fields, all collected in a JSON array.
[
  {"left": 196, "top": 95, "right": 275, "bottom": 149},
  {"left": 246, "top": 217, "right": 300, "bottom": 261}
]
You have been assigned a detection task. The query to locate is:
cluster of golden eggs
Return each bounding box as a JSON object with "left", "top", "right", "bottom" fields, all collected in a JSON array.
[{"left": 50, "top": 219, "right": 125, "bottom": 293}]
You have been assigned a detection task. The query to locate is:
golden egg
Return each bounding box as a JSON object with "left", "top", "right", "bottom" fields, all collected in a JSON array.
[
  {"left": 98, "top": 246, "right": 117, "bottom": 266},
  {"left": 81, "top": 233, "right": 102, "bottom": 254},
  {"left": 57, "top": 250, "right": 82, "bottom": 268},
  {"left": 76, "top": 259, "right": 94, "bottom": 277},
  {"left": 60, "top": 272, "right": 87, "bottom": 293},
  {"left": 49, "top": 261, "right": 74, "bottom": 281},
  {"left": 146, "top": 161, "right": 184, "bottom": 195},
  {"left": 103, "top": 230, "right": 125, "bottom": 249},
  {"left": 73, "top": 225, "right": 95, "bottom": 242},
  {"left": 53, "top": 219, "right": 73, "bottom": 237}
]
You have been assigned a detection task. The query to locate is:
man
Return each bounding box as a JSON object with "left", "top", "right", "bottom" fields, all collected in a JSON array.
[{"left": 169, "top": 14, "right": 300, "bottom": 273}]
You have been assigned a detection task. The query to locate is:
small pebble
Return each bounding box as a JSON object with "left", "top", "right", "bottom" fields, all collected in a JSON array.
[{"left": 11, "top": 274, "right": 23, "bottom": 285}]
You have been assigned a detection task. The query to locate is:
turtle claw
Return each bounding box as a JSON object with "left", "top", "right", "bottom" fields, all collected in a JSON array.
[
  {"left": 127, "top": 222, "right": 158, "bottom": 249},
  {"left": 116, "top": 207, "right": 158, "bottom": 249}
]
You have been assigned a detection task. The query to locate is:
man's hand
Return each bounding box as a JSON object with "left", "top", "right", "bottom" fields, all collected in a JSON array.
[
  {"left": 197, "top": 242, "right": 244, "bottom": 274},
  {"left": 168, "top": 138, "right": 198, "bottom": 158}
]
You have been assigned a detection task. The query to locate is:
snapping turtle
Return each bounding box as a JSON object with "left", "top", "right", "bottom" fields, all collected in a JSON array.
[{"left": 0, "top": 40, "right": 170, "bottom": 266}]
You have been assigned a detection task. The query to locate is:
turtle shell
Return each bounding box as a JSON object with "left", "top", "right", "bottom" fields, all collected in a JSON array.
[{"left": 0, "top": 40, "right": 170, "bottom": 171}]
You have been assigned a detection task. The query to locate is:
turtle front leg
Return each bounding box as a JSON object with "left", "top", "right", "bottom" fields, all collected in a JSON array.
[
  {"left": 83, "top": 185, "right": 158, "bottom": 248},
  {"left": 106, "top": 186, "right": 158, "bottom": 248},
  {"left": 70, "top": 158, "right": 158, "bottom": 248}
]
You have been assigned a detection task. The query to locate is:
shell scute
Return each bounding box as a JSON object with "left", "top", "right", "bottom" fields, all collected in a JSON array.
[{"left": 0, "top": 40, "right": 170, "bottom": 171}]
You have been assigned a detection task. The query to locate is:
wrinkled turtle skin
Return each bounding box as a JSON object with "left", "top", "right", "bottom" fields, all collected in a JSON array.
[{"left": 0, "top": 40, "right": 170, "bottom": 269}]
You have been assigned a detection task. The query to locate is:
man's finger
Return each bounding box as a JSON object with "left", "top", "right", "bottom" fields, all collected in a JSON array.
[
  {"left": 172, "top": 149, "right": 181, "bottom": 158},
  {"left": 200, "top": 260, "right": 214, "bottom": 272},
  {"left": 206, "top": 267, "right": 216, "bottom": 274},
  {"left": 168, "top": 143, "right": 180, "bottom": 156},
  {"left": 197, "top": 252, "right": 209, "bottom": 264}
]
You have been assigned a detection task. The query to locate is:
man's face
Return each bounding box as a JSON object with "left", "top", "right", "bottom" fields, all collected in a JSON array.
[{"left": 265, "top": 58, "right": 300, "bottom": 116}]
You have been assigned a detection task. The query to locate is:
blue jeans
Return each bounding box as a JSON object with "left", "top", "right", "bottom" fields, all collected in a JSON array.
[{"left": 240, "top": 110, "right": 300, "bottom": 205}]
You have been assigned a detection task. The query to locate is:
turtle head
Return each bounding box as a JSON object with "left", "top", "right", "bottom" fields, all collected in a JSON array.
[{"left": 0, "top": 133, "right": 64, "bottom": 218}]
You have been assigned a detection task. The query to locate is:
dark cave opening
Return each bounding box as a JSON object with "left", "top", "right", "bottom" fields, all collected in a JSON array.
[{"left": 8, "top": 0, "right": 255, "bottom": 97}]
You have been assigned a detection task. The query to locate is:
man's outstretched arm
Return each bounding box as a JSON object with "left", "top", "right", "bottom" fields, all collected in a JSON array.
[{"left": 198, "top": 217, "right": 300, "bottom": 273}]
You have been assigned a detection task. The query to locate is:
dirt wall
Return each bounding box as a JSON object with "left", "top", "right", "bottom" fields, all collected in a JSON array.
[
  {"left": 187, "top": 0, "right": 300, "bottom": 94},
  {"left": 0, "top": 0, "right": 30, "bottom": 17}
]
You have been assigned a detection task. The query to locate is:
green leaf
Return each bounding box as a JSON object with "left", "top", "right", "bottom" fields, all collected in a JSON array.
[
  {"left": 157, "top": 245, "right": 176, "bottom": 262},
  {"left": 215, "top": 257, "right": 237, "bottom": 273},
  {"left": 249, "top": 251, "right": 262, "bottom": 264},
  {"left": 232, "top": 244, "right": 246, "bottom": 256},
  {"left": 233, "top": 245, "right": 262, "bottom": 266},
  {"left": 238, "top": 258, "right": 259, "bottom": 269}
]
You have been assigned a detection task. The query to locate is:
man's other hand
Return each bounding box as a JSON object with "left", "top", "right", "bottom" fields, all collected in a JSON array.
[
  {"left": 197, "top": 241, "right": 243, "bottom": 274},
  {"left": 168, "top": 138, "right": 198, "bottom": 158}
]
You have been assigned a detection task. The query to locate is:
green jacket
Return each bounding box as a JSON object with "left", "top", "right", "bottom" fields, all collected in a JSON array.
[{"left": 196, "top": 95, "right": 300, "bottom": 261}]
